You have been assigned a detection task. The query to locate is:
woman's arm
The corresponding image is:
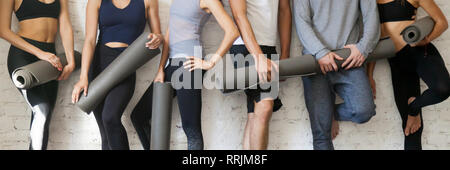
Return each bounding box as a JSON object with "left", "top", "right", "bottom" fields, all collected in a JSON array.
[
  {"left": 154, "top": 27, "right": 170, "bottom": 83},
  {"left": 414, "top": 0, "right": 448, "bottom": 46},
  {"left": 278, "top": 0, "right": 292, "bottom": 60},
  {"left": 184, "top": 0, "right": 239, "bottom": 71},
  {"left": 145, "top": 0, "right": 163, "bottom": 49},
  {"left": 57, "top": 0, "right": 75, "bottom": 80},
  {"left": 72, "top": 0, "right": 101, "bottom": 103},
  {"left": 0, "top": 0, "right": 62, "bottom": 70}
]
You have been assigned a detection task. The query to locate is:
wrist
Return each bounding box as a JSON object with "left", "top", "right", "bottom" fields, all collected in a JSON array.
[
  {"left": 252, "top": 53, "right": 265, "bottom": 61},
  {"left": 425, "top": 36, "right": 431, "bottom": 43},
  {"left": 208, "top": 60, "right": 216, "bottom": 68},
  {"left": 316, "top": 49, "right": 331, "bottom": 60},
  {"left": 79, "top": 73, "right": 88, "bottom": 81},
  {"left": 157, "top": 67, "right": 165, "bottom": 73},
  {"left": 35, "top": 50, "right": 46, "bottom": 59},
  {"left": 67, "top": 62, "right": 76, "bottom": 68},
  {"left": 79, "top": 77, "right": 88, "bottom": 83}
]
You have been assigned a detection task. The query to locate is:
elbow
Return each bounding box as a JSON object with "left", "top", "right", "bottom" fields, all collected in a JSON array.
[
  {"left": 60, "top": 23, "right": 74, "bottom": 35},
  {"left": 83, "top": 37, "right": 97, "bottom": 49},
  {"left": 435, "top": 18, "right": 448, "bottom": 32},
  {"left": 442, "top": 20, "right": 449, "bottom": 32}
]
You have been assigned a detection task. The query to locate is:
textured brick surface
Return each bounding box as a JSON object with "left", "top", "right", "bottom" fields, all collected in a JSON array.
[{"left": 0, "top": 0, "right": 449, "bottom": 150}]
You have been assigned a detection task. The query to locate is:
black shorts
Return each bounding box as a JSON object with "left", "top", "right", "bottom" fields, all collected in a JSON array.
[{"left": 229, "top": 45, "right": 283, "bottom": 113}]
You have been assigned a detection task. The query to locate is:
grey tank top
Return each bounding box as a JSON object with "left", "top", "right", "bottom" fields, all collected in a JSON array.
[{"left": 169, "top": 0, "right": 211, "bottom": 59}]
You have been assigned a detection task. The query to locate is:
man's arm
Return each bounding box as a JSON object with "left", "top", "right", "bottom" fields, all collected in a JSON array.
[
  {"left": 229, "top": 0, "right": 277, "bottom": 82},
  {"left": 292, "top": 0, "right": 329, "bottom": 60},
  {"left": 229, "top": 0, "right": 263, "bottom": 59},
  {"left": 278, "top": 0, "right": 292, "bottom": 60},
  {"left": 356, "top": 0, "right": 381, "bottom": 57}
]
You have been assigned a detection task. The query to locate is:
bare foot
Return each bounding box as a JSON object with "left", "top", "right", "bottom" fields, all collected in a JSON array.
[
  {"left": 405, "top": 97, "right": 422, "bottom": 136},
  {"left": 331, "top": 118, "right": 339, "bottom": 140}
]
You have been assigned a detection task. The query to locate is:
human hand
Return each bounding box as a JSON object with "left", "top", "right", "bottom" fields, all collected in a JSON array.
[
  {"left": 318, "top": 52, "right": 344, "bottom": 74},
  {"left": 342, "top": 44, "right": 365, "bottom": 70}
]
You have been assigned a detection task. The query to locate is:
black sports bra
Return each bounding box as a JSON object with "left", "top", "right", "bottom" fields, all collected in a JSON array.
[
  {"left": 378, "top": 0, "right": 417, "bottom": 23},
  {"left": 15, "top": 0, "right": 61, "bottom": 22}
]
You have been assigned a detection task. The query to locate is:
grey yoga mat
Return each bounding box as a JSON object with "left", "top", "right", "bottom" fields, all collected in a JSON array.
[
  {"left": 402, "top": 16, "right": 435, "bottom": 44},
  {"left": 76, "top": 32, "right": 161, "bottom": 113},
  {"left": 150, "top": 82, "right": 174, "bottom": 150},
  {"left": 214, "top": 38, "right": 398, "bottom": 94},
  {"left": 12, "top": 51, "right": 82, "bottom": 89}
]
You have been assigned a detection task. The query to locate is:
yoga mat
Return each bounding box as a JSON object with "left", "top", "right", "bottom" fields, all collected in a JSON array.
[
  {"left": 11, "top": 51, "right": 82, "bottom": 89},
  {"left": 402, "top": 16, "right": 435, "bottom": 44},
  {"left": 215, "top": 49, "right": 351, "bottom": 94},
  {"left": 76, "top": 32, "right": 161, "bottom": 113},
  {"left": 367, "top": 38, "right": 397, "bottom": 61},
  {"left": 150, "top": 82, "right": 174, "bottom": 150},
  {"left": 214, "top": 38, "right": 398, "bottom": 94}
]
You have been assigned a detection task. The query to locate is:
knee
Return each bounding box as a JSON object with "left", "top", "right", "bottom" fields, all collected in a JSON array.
[
  {"left": 351, "top": 105, "right": 376, "bottom": 124},
  {"left": 254, "top": 101, "right": 273, "bottom": 123},
  {"left": 181, "top": 119, "right": 201, "bottom": 135},
  {"left": 31, "top": 104, "right": 51, "bottom": 125},
  {"left": 103, "top": 115, "right": 122, "bottom": 129},
  {"left": 435, "top": 82, "right": 450, "bottom": 100},
  {"left": 182, "top": 124, "right": 202, "bottom": 140}
]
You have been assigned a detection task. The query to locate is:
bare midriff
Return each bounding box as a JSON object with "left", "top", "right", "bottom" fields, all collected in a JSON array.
[{"left": 17, "top": 18, "right": 58, "bottom": 43}]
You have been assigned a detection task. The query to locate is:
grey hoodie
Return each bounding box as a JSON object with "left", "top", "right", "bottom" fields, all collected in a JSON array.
[{"left": 293, "top": 0, "right": 381, "bottom": 60}]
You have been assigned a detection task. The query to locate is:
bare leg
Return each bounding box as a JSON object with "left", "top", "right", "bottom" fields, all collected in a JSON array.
[
  {"left": 405, "top": 97, "right": 422, "bottom": 136},
  {"left": 331, "top": 116, "right": 339, "bottom": 140},
  {"left": 249, "top": 100, "right": 274, "bottom": 150},
  {"left": 243, "top": 113, "right": 255, "bottom": 150}
]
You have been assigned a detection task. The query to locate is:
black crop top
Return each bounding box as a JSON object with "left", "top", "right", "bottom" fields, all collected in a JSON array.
[
  {"left": 15, "top": 0, "right": 61, "bottom": 22},
  {"left": 378, "top": 0, "right": 417, "bottom": 23}
]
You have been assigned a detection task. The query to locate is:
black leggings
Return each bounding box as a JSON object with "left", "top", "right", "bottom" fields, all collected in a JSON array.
[
  {"left": 168, "top": 58, "right": 204, "bottom": 150},
  {"left": 89, "top": 44, "right": 135, "bottom": 150},
  {"left": 388, "top": 43, "right": 450, "bottom": 150},
  {"left": 7, "top": 37, "right": 58, "bottom": 150},
  {"left": 132, "top": 59, "right": 204, "bottom": 150}
]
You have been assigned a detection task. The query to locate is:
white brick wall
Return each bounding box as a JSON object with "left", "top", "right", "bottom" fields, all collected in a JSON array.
[{"left": 0, "top": 0, "right": 449, "bottom": 150}]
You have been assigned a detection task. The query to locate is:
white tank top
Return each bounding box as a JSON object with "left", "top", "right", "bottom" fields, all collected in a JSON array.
[{"left": 223, "top": 0, "right": 279, "bottom": 46}]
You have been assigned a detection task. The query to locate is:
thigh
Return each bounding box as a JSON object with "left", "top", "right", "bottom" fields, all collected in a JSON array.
[
  {"left": 414, "top": 44, "right": 450, "bottom": 90},
  {"left": 302, "top": 74, "right": 334, "bottom": 122},
  {"left": 331, "top": 68, "right": 375, "bottom": 116},
  {"left": 102, "top": 74, "right": 136, "bottom": 118},
  {"left": 165, "top": 63, "right": 203, "bottom": 124},
  {"left": 176, "top": 88, "right": 202, "bottom": 124},
  {"left": 132, "top": 83, "right": 155, "bottom": 120},
  {"left": 22, "top": 80, "right": 59, "bottom": 114}
]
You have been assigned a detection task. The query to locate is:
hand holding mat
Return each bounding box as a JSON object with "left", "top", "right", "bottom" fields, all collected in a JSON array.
[
  {"left": 402, "top": 16, "right": 435, "bottom": 44},
  {"left": 150, "top": 82, "right": 174, "bottom": 150},
  {"left": 12, "top": 51, "right": 82, "bottom": 89},
  {"left": 213, "top": 38, "right": 397, "bottom": 94},
  {"left": 76, "top": 32, "right": 161, "bottom": 113}
]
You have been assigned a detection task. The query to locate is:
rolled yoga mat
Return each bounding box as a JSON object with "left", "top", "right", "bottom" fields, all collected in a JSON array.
[
  {"left": 402, "top": 16, "right": 435, "bottom": 44},
  {"left": 11, "top": 51, "right": 82, "bottom": 89},
  {"left": 214, "top": 38, "right": 398, "bottom": 94},
  {"left": 150, "top": 82, "right": 174, "bottom": 150},
  {"left": 76, "top": 32, "right": 161, "bottom": 113}
]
